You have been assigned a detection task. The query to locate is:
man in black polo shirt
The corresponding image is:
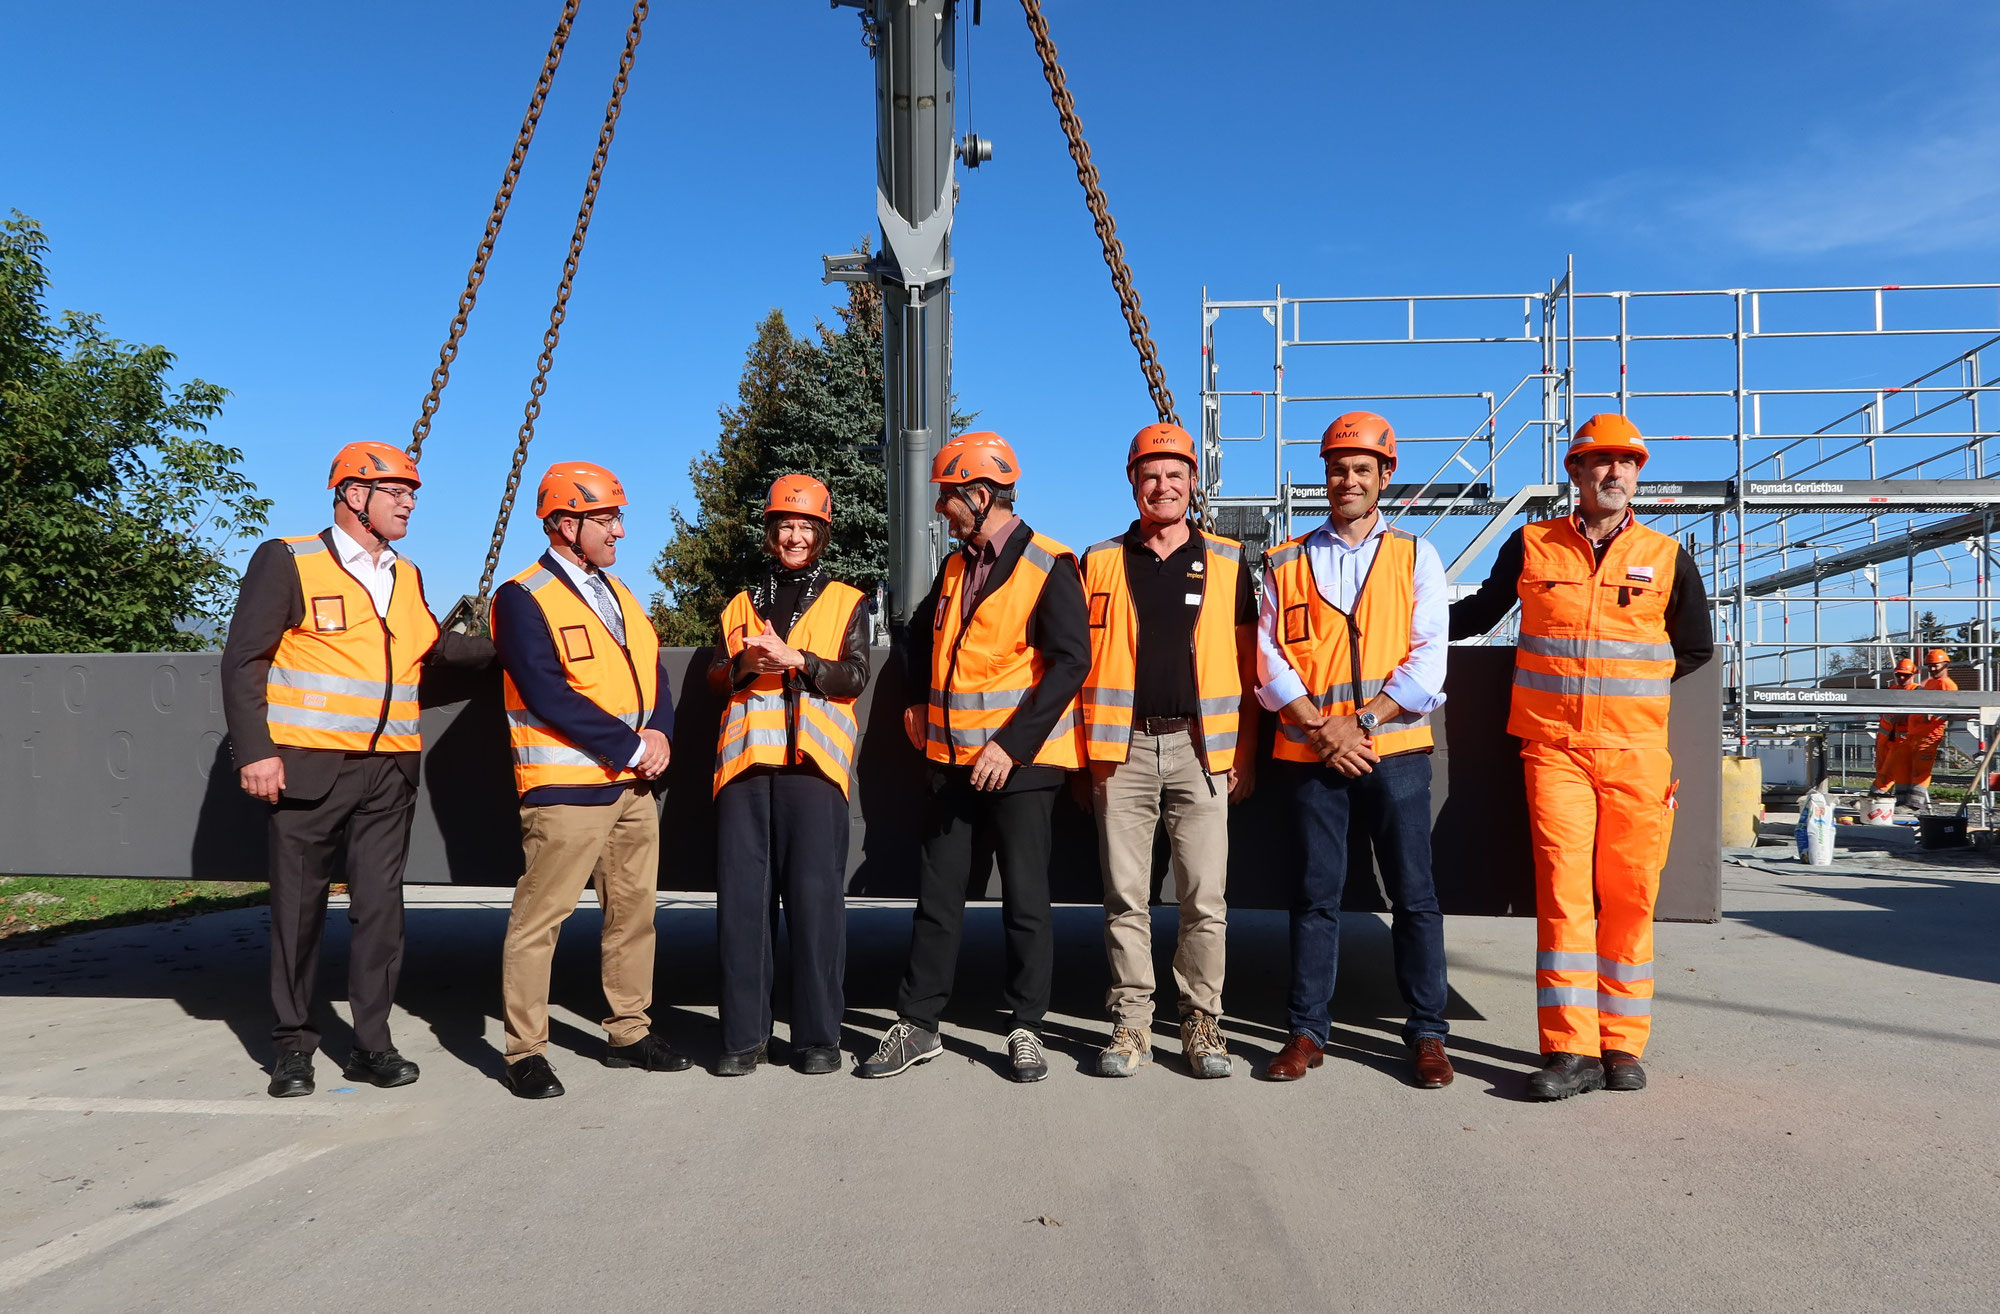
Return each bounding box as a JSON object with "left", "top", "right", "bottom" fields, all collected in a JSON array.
[{"left": 1078, "top": 424, "right": 1260, "bottom": 1078}]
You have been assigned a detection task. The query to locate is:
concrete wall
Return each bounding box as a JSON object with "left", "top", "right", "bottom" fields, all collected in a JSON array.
[{"left": 0, "top": 650, "right": 1722, "bottom": 919}]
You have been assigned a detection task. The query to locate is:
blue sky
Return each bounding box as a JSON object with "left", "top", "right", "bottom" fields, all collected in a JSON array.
[{"left": 10, "top": 1, "right": 2000, "bottom": 639}]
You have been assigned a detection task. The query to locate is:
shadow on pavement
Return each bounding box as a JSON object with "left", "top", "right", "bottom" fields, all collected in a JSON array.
[
  {"left": 1731, "top": 869, "right": 2000, "bottom": 987},
  {"left": 0, "top": 899, "right": 1497, "bottom": 1085}
]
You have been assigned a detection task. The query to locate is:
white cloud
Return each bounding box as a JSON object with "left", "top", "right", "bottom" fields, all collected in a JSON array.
[{"left": 1559, "top": 94, "right": 2000, "bottom": 257}]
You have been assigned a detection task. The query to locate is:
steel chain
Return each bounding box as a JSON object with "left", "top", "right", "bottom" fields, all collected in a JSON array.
[
  {"left": 475, "top": 0, "right": 650, "bottom": 606},
  {"left": 1017, "top": 0, "right": 1200, "bottom": 525},
  {"left": 406, "top": 0, "right": 581, "bottom": 464}
]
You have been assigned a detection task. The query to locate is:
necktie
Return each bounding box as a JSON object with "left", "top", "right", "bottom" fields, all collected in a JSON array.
[{"left": 586, "top": 573, "right": 627, "bottom": 646}]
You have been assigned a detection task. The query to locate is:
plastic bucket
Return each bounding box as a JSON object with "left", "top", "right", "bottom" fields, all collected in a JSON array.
[{"left": 1864, "top": 796, "right": 1896, "bottom": 825}]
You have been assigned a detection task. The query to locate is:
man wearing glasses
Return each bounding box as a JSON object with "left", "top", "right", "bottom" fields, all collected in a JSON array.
[
  {"left": 489, "top": 462, "right": 685, "bottom": 1099},
  {"left": 222, "top": 441, "right": 495, "bottom": 1098}
]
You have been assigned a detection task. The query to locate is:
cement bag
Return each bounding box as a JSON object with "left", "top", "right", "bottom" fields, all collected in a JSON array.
[
  {"left": 1795, "top": 791, "right": 1836, "bottom": 866},
  {"left": 1864, "top": 795, "right": 1895, "bottom": 825}
]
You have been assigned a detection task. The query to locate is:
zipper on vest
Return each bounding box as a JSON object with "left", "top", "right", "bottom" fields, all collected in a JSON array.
[{"left": 328, "top": 539, "right": 396, "bottom": 753}]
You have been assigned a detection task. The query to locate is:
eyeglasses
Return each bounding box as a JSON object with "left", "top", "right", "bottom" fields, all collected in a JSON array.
[
  {"left": 580, "top": 510, "right": 624, "bottom": 528},
  {"left": 372, "top": 484, "right": 419, "bottom": 505}
]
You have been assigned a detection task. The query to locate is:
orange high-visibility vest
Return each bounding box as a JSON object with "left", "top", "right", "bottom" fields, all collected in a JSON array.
[
  {"left": 1079, "top": 530, "right": 1245, "bottom": 772},
  {"left": 713, "top": 583, "right": 864, "bottom": 798},
  {"left": 1265, "top": 528, "right": 1433, "bottom": 761},
  {"left": 495, "top": 561, "right": 660, "bottom": 796},
  {"left": 927, "top": 531, "right": 1084, "bottom": 768},
  {"left": 1509, "top": 516, "right": 1680, "bottom": 749},
  {"left": 265, "top": 533, "right": 439, "bottom": 755}
]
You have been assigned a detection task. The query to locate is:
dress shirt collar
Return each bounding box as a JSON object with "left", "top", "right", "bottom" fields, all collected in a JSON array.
[
  {"left": 1309, "top": 508, "right": 1388, "bottom": 551},
  {"left": 544, "top": 547, "right": 605, "bottom": 595},
  {"left": 329, "top": 524, "right": 396, "bottom": 571}
]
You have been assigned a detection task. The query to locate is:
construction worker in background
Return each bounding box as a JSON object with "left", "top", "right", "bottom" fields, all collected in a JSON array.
[
  {"left": 1077, "top": 423, "right": 1260, "bottom": 1079},
  {"left": 490, "top": 463, "right": 687, "bottom": 1099},
  {"left": 1257, "top": 412, "right": 1456, "bottom": 1091},
  {"left": 1902, "top": 648, "right": 1959, "bottom": 810},
  {"left": 706, "top": 475, "right": 868, "bottom": 1077},
  {"left": 1451, "top": 414, "right": 1714, "bottom": 1100},
  {"left": 859, "top": 432, "right": 1090, "bottom": 1083},
  {"left": 1870, "top": 658, "right": 1918, "bottom": 799},
  {"left": 221, "top": 441, "right": 496, "bottom": 1099}
]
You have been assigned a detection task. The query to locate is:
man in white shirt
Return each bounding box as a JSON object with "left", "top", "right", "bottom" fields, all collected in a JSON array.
[{"left": 1254, "top": 412, "right": 1455, "bottom": 1089}]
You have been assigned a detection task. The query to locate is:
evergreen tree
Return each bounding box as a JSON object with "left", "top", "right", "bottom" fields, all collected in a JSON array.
[{"left": 649, "top": 278, "right": 888, "bottom": 645}]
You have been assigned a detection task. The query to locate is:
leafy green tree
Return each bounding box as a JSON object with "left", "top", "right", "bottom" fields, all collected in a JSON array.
[
  {"left": 0, "top": 212, "right": 269, "bottom": 653},
  {"left": 650, "top": 278, "right": 889, "bottom": 645}
]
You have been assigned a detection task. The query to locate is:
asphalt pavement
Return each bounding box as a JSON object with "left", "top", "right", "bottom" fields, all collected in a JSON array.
[{"left": 2, "top": 844, "right": 1997, "bottom": 1312}]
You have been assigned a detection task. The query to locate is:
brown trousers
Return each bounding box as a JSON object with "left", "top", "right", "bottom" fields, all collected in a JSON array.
[
  {"left": 1091, "top": 729, "right": 1229, "bottom": 1034},
  {"left": 501, "top": 787, "right": 660, "bottom": 1061}
]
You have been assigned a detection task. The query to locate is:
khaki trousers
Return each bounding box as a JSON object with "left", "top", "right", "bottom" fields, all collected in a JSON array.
[
  {"left": 502, "top": 787, "right": 660, "bottom": 1061},
  {"left": 1091, "top": 729, "right": 1229, "bottom": 1032}
]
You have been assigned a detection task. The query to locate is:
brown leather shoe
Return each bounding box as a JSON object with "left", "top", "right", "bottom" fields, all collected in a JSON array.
[
  {"left": 1263, "top": 1033, "right": 1324, "bottom": 1081},
  {"left": 1410, "top": 1036, "right": 1454, "bottom": 1089}
]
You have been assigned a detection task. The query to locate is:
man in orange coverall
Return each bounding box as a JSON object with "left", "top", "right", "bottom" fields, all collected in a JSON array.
[
  {"left": 1900, "top": 648, "right": 1958, "bottom": 809},
  {"left": 1870, "top": 658, "right": 1917, "bottom": 798},
  {"left": 1451, "top": 414, "right": 1713, "bottom": 1100}
]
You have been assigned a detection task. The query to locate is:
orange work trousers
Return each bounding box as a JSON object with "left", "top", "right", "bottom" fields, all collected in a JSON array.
[
  {"left": 1521, "top": 741, "right": 1673, "bottom": 1059},
  {"left": 1902, "top": 731, "right": 1943, "bottom": 788},
  {"left": 1871, "top": 735, "right": 1906, "bottom": 793}
]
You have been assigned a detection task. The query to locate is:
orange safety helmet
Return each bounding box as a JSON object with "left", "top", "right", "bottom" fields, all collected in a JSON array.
[
  {"left": 931, "top": 431, "right": 1021, "bottom": 486},
  {"left": 1926, "top": 648, "right": 1951, "bottom": 665},
  {"left": 535, "top": 462, "right": 629, "bottom": 519},
  {"left": 766, "top": 473, "right": 832, "bottom": 524},
  {"left": 1894, "top": 657, "right": 1917, "bottom": 675},
  {"left": 1127, "top": 422, "right": 1198, "bottom": 474},
  {"left": 1320, "top": 411, "right": 1397, "bottom": 474},
  {"left": 1567, "top": 413, "right": 1651, "bottom": 468},
  {"left": 327, "top": 441, "right": 421, "bottom": 490}
]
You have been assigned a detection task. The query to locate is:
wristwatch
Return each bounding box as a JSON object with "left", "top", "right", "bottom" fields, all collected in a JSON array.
[{"left": 1356, "top": 710, "right": 1380, "bottom": 733}]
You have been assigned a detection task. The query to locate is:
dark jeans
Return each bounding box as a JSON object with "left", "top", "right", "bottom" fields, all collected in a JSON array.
[
  {"left": 1281, "top": 752, "right": 1449, "bottom": 1047},
  {"left": 267, "top": 755, "right": 415, "bottom": 1056},
  {"left": 715, "top": 767, "right": 850, "bottom": 1055},
  {"left": 897, "top": 768, "right": 1056, "bottom": 1033}
]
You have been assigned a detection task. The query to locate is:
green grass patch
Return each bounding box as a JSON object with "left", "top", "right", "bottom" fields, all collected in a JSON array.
[{"left": 0, "top": 876, "right": 268, "bottom": 947}]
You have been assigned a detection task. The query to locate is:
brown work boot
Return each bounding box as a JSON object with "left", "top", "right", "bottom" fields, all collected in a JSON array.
[
  {"left": 1094, "top": 1026, "right": 1152, "bottom": 1078},
  {"left": 1410, "top": 1036, "right": 1454, "bottom": 1088},
  {"left": 1180, "top": 1010, "right": 1233, "bottom": 1079},
  {"left": 1262, "top": 1033, "right": 1324, "bottom": 1081}
]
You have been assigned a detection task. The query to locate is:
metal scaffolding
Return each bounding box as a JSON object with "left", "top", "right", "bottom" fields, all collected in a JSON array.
[{"left": 1198, "top": 266, "right": 2000, "bottom": 749}]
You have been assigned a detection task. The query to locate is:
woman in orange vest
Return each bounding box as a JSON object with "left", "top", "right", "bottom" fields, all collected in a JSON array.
[
  {"left": 856, "top": 433, "right": 1091, "bottom": 1084},
  {"left": 705, "top": 475, "right": 869, "bottom": 1076},
  {"left": 1451, "top": 415, "right": 1713, "bottom": 1100}
]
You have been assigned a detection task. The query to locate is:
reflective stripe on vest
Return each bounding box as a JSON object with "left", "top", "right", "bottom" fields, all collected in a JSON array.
[
  {"left": 712, "top": 583, "right": 864, "bottom": 798},
  {"left": 265, "top": 534, "right": 439, "bottom": 754},
  {"left": 1264, "top": 528, "right": 1433, "bottom": 761},
  {"left": 927, "top": 530, "right": 1084, "bottom": 769},
  {"left": 1079, "top": 531, "right": 1246, "bottom": 772},
  {"left": 1508, "top": 516, "right": 1679, "bottom": 748},
  {"left": 496, "top": 561, "right": 661, "bottom": 795}
]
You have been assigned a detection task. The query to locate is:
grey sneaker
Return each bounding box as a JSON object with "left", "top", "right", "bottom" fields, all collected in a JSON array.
[
  {"left": 1181, "top": 1010, "right": 1234, "bottom": 1079},
  {"left": 856, "top": 1020, "right": 941, "bottom": 1078},
  {"left": 1095, "top": 1025, "right": 1152, "bottom": 1077},
  {"left": 1006, "top": 1028, "right": 1050, "bottom": 1083}
]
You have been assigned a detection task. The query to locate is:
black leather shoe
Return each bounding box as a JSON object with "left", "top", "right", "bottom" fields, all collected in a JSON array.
[
  {"left": 343, "top": 1048, "right": 419, "bottom": 1088},
  {"left": 605, "top": 1032, "right": 692, "bottom": 1072},
  {"left": 792, "top": 1045, "right": 841, "bottom": 1075},
  {"left": 715, "top": 1042, "right": 768, "bottom": 1076},
  {"left": 1526, "top": 1051, "right": 1605, "bottom": 1101},
  {"left": 1602, "top": 1049, "right": 1648, "bottom": 1092},
  {"left": 503, "top": 1054, "right": 565, "bottom": 1099},
  {"left": 267, "top": 1052, "right": 315, "bottom": 1099}
]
